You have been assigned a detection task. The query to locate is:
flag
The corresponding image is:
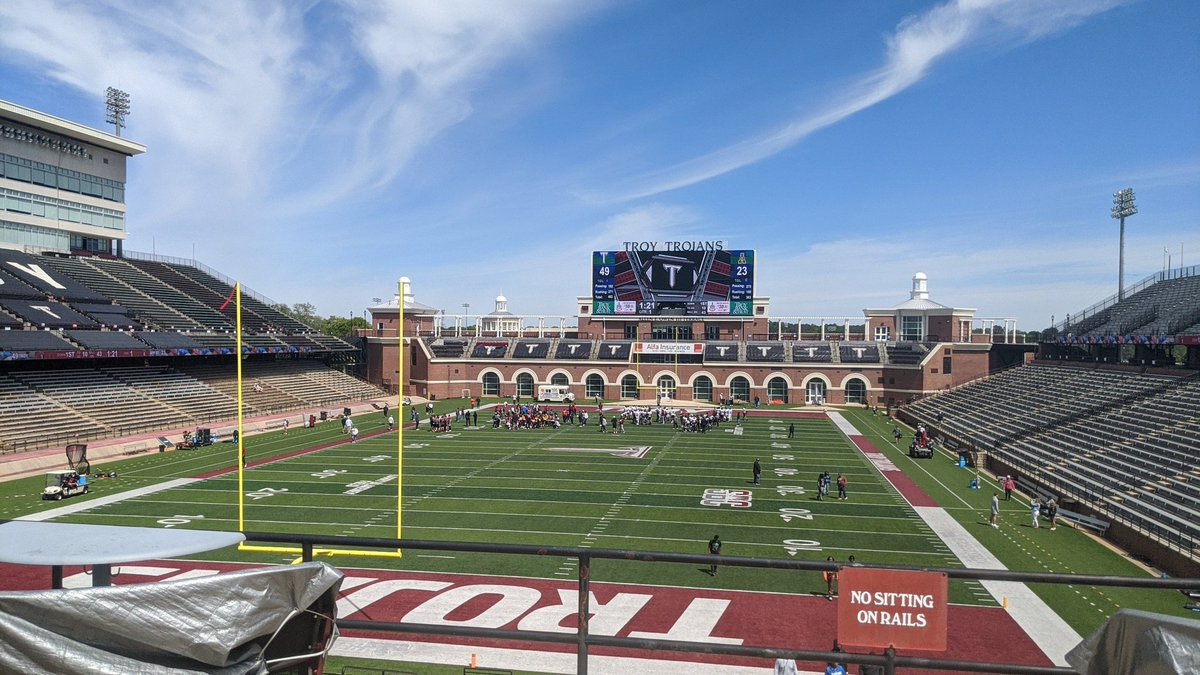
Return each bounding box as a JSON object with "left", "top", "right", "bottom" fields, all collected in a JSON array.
[{"left": 219, "top": 284, "right": 237, "bottom": 311}]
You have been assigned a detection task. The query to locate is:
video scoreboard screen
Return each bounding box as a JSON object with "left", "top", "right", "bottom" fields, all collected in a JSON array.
[{"left": 592, "top": 249, "right": 755, "bottom": 316}]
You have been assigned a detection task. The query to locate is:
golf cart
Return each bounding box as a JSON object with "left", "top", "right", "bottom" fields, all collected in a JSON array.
[{"left": 42, "top": 470, "right": 88, "bottom": 500}]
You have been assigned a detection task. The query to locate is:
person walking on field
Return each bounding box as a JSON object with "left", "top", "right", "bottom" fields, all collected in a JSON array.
[
  {"left": 708, "top": 534, "right": 722, "bottom": 576},
  {"left": 989, "top": 492, "right": 1000, "bottom": 528},
  {"left": 836, "top": 473, "right": 847, "bottom": 500},
  {"left": 1030, "top": 497, "right": 1041, "bottom": 528},
  {"left": 823, "top": 556, "right": 838, "bottom": 600},
  {"left": 753, "top": 459, "right": 762, "bottom": 485}
]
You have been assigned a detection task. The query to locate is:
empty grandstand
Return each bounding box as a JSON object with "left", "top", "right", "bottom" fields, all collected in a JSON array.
[{"left": 897, "top": 269, "right": 1200, "bottom": 575}]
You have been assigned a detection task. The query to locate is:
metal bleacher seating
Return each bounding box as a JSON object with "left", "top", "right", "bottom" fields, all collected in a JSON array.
[
  {"left": 839, "top": 344, "right": 881, "bottom": 363},
  {"left": 0, "top": 268, "right": 45, "bottom": 298},
  {"left": 903, "top": 363, "right": 1200, "bottom": 559},
  {"left": 134, "top": 331, "right": 206, "bottom": 351},
  {"left": 704, "top": 342, "right": 740, "bottom": 361},
  {"left": 40, "top": 255, "right": 207, "bottom": 332},
  {"left": 88, "top": 258, "right": 233, "bottom": 331},
  {"left": 0, "top": 330, "right": 76, "bottom": 352},
  {"left": 745, "top": 342, "right": 785, "bottom": 362},
  {"left": 791, "top": 342, "right": 832, "bottom": 363},
  {"left": 427, "top": 338, "right": 468, "bottom": 358},
  {"left": 471, "top": 341, "right": 510, "bottom": 358},
  {"left": 554, "top": 340, "right": 593, "bottom": 359},
  {"left": 62, "top": 330, "right": 148, "bottom": 350},
  {"left": 512, "top": 340, "right": 550, "bottom": 358},
  {"left": 1076, "top": 274, "right": 1200, "bottom": 337},
  {"left": 0, "top": 249, "right": 109, "bottom": 303},
  {"left": 886, "top": 342, "right": 927, "bottom": 365},
  {"left": 71, "top": 302, "right": 140, "bottom": 329},
  {"left": 0, "top": 299, "right": 97, "bottom": 329},
  {"left": 596, "top": 341, "right": 632, "bottom": 360}
]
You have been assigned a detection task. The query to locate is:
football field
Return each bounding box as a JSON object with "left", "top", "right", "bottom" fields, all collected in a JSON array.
[{"left": 20, "top": 406, "right": 995, "bottom": 606}]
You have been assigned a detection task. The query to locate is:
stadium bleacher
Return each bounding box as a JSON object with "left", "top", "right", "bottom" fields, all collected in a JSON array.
[
  {"left": 746, "top": 342, "right": 785, "bottom": 362},
  {"left": 1072, "top": 274, "right": 1200, "bottom": 337},
  {"left": 0, "top": 269, "right": 45, "bottom": 298},
  {"left": 792, "top": 342, "right": 832, "bottom": 363},
  {"left": 554, "top": 340, "right": 593, "bottom": 359},
  {"left": 839, "top": 344, "right": 881, "bottom": 363},
  {"left": 513, "top": 340, "right": 550, "bottom": 358},
  {"left": 0, "top": 299, "right": 98, "bottom": 329},
  {"left": 901, "top": 363, "right": 1200, "bottom": 559},
  {"left": 134, "top": 331, "right": 206, "bottom": 351},
  {"left": 704, "top": 342, "right": 740, "bottom": 361},
  {"left": 62, "top": 330, "right": 148, "bottom": 350},
  {"left": 887, "top": 342, "right": 927, "bottom": 365},
  {"left": 0, "top": 330, "right": 76, "bottom": 352},
  {"left": 597, "top": 341, "right": 632, "bottom": 360},
  {"left": 471, "top": 341, "right": 510, "bottom": 358}
]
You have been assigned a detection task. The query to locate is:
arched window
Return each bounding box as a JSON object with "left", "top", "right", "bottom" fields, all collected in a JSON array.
[
  {"left": 806, "top": 380, "right": 827, "bottom": 405},
  {"left": 845, "top": 378, "right": 868, "bottom": 404},
  {"left": 621, "top": 374, "right": 640, "bottom": 399},
  {"left": 692, "top": 376, "right": 713, "bottom": 402},
  {"left": 767, "top": 377, "right": 789, "bottom": 404},
  {"left": 516, "top": 373, "right": 534, "bottom": 398},
  {"left": 550, "top": 373, "right": 569, "bottom": 386},
  {"left": 730, "top": 376, "right": 750, "bottom": 402},
  {"left": 585, "top": 374, "right": 605, "bottom": 399},
  {"left": 482, "top": 372, "right": 500, "bottom": 396}
]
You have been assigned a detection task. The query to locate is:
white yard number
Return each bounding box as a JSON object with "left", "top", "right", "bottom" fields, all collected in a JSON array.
[
  {"left": 773, "top": 454, "right": 794, "bottom": 461},
  {"left": 312, "top": 469, "right": 347, "bottom": 479},
  {"left": 774, "top": 467, "right": 798, "bottom": 476},
  {"left": 157, "top": 514, "right": 204, "bottom": 528},
  {"left": 779, "top": 508, "right": 813, "bottom": 522},
  {"left": 246, "top": 487, "right": 288, "bottom": 500},
  {"left": 783, "top": 539, "right": 823, "bottom": 555},
  {"left": 700, "top": 488, "right": 753, "bottom": 508},
  {"left": 776, "top": 485, "right": 806, "bottom": 496},
  {"left": 363, "top": 454, "right": 391, "bottom": 463}
]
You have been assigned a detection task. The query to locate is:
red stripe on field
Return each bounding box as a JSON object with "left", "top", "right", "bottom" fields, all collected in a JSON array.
[
  {"left": 0, "top": 561, "right": 1051, "bottom": 672},
  {"left": 849, "top": 436, "right": 939, "bottom": 507}
]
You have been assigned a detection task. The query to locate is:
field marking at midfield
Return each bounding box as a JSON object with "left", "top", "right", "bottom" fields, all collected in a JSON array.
[
  {"left": 828, "top": 411, "right": 1082, "bottom": 667},
  {"left": 555, "top": 434, "right": 678, "bottom": 576}
]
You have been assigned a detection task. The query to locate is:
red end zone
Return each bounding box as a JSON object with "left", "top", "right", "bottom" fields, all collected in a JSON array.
[{"left": 0, "top": 560, "right": 1051, "bottom": 672}]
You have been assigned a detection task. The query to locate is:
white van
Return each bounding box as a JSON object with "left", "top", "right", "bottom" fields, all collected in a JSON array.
[{"left": 537, "top": 385, "right": 575, "bottom": 402}]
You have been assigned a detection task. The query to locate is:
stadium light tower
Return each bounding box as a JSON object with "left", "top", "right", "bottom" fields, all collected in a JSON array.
[
  {"left": 104, "top": 87, "right": 131, "bottom": 137},
  {"left": 1111, "top": 188, "right": 1137, "bottom": 302}
]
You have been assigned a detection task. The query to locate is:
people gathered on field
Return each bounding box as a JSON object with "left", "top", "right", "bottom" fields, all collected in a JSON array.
[{"left": 486, "top": 403, "right": 732, "bottom": 432}]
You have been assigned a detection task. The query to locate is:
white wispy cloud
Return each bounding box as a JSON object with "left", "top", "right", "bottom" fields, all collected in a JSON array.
[
  {"left": 600, "top": 0, "right": 1126, "bottom": 202},
  {"left": 0, "top": 0, "right": 597, "bottom": 230}
]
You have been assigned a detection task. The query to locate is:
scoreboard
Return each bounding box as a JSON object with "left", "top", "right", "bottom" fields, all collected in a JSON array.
[{"left": 592, "top": 249, "right": 754, "bottom": 316}]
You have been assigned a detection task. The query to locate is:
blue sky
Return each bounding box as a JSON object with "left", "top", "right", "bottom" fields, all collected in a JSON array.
[{"left": 1, "top": 0, "right": 1197, "bottom": 330}]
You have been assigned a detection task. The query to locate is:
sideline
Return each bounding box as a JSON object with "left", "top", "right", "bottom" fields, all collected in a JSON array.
[
  {"left": 333, "top": 636, "right": 803, "bottom": 675},
  {"left": 827, "top": 411, "right": 1082, "bottom": 666}
]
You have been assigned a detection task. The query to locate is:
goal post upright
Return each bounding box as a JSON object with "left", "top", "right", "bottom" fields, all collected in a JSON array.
[
  {"left": 396, "top": 276, "right": 404, "bottom": 545},
  {"left": 237, "top": 280, "right": 403, "bottom": 560},
  {"left": 235, "top": 282, "right": 244, "bottom": 531}
]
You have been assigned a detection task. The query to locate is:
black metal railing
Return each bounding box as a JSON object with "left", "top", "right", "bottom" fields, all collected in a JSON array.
[{"left": 243, "top": 532, "right": 1200, "bottom": 675}]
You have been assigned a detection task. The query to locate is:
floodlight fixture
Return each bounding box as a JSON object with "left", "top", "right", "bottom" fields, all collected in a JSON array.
[
  {"left": 105, "top": 87, "right": 131, "bottom": 137},
  {"left": 1110, "top": 188, "right": 1137, "bottom": 301}
]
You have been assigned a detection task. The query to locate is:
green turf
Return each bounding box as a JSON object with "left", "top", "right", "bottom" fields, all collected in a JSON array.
[
  {"left": 1, "top": 399, "right": 1193, "bottom": 646},
  {"left": 841, "top": 407, "right": 1193, "bottom": 633}
]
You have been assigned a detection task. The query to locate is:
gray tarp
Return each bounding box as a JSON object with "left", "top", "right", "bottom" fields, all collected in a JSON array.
[
  {"left": 0, "top": 562, "right": 343, "bottom": 675},
  {"left": 1066, "top": 608, "right": 1200, "bottom": 675}
]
